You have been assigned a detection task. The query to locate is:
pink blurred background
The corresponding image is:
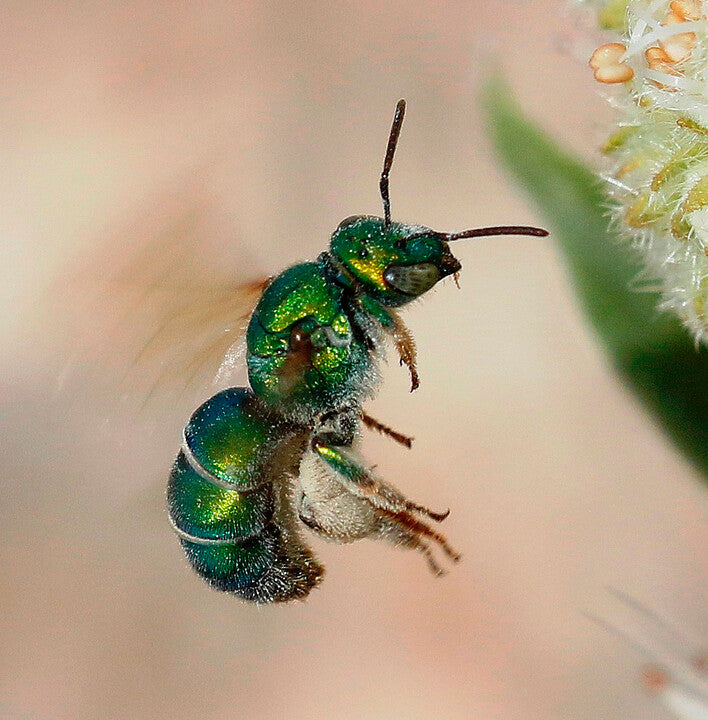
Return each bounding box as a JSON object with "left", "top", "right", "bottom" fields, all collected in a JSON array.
[{"left": 1, "top": 2, "right": 705, "bottom": 719}]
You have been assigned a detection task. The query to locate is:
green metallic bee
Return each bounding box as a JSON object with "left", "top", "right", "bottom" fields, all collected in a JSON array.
[{"left": 167, "top": 100, "right": 547, "bottom": 603}]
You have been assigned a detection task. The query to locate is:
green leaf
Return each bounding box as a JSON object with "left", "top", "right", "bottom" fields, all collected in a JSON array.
[{"left": 483, "top": 79, "right": 708, "bottom": 481}]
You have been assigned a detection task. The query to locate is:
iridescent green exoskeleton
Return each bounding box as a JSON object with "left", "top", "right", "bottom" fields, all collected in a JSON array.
[{"left": 167, "top": 100, "right": 548, "bottom": 602}]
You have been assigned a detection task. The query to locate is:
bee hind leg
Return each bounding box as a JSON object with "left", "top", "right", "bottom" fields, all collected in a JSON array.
[
  {"left": 311, "top": 440, "right": 452, "bottom": 524},
  {"left": 301, "top": 443, "right": 460, "bottom": 573},
  {"left": 386, "top": 509, "right": 461, "bottom": 563},
  {"left": 404, "top": 536, "right": 447, "bottom": 577},
  {"left": 376, "top": 508, "right": 461, "bottom": 576},
  {"left": 406, "top": 502, "right": 450, "bottom": 522}
]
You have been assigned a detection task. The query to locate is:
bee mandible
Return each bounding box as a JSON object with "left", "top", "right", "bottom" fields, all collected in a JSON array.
[{"left": 167, "top": 100, "right": 548, "bottom": 603}]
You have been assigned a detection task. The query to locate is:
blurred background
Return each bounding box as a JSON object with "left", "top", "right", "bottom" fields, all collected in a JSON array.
[{"left": 1, "top": 1, "right": 705, "bottom": 719}]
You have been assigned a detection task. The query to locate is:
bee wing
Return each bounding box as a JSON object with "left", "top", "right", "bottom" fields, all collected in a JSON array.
[
  {"left": 54, "top": 186, "right": 270, "bottom": 413},
  {"left": 111, "top": 270, "right": 269, "bottom": 410}
]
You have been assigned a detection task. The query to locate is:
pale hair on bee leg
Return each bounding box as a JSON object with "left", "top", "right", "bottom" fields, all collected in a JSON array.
[
  {"left": 296, "top": 451, "right": 460, "bottom": 575},
  {"left": 296, "top": 450, "right": 383, "bottom": 544}
]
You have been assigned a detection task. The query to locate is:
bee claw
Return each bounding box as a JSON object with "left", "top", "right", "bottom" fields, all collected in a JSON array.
[
  {"left": 409, "top": 503, "right": 450, "bottom": 522},
  {"left": 428, "top": 507, "right": 451, "bottom": 522}
]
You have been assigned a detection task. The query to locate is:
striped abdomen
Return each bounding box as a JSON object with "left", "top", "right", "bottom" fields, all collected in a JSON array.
[{"left": 167, "top": 387, "right": 323, "bottom": 603}]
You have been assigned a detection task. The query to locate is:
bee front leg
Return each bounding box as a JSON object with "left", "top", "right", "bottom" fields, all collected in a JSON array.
[
  {"left": 311, "top": 440, "right": 449, "bottom": 522},
  {"left": 354, "top": 296, "right": 419, "bottom": 392},
  {"left": 388, "top": 310, "right": 420, "bottom": 392}
]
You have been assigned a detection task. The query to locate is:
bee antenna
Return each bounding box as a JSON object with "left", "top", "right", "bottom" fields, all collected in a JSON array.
[
  {"left": 380, "top": 99, "right": 406, "bottom": 228},
  {"left": 446, "top": 225, "right": 549, "bottom": 241}
]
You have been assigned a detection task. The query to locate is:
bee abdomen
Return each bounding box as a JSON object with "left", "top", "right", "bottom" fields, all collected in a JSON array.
[
  {"left": 177, "top": 522, "right": 323, "bottom": 602},
  {"left": 167, "top": 450, "right": 272, "bottom": 542},
  {"left": 167, "top": 387, "right": 323, "bottom": 602}
]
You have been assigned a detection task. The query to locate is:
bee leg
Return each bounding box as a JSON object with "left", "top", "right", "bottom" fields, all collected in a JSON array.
[
  {"left": 312, "top": 441, "right": 449, "bottom": 523},
  {"left": 383, "top": 509, "right": 461, "bottom": 563},
  {"left": 375, "top": 509, "right": 460, "bottom": 576},
  {"left": 421, "top": 545, "right": 447, "bottom": 577},
  {"left": 404, "top": 536, "right": 447, "bottom": 577},
  {"left": 406, "top": 503, "right": 450, "bottom": 522},
  {"left": 388, "top": 310, "right": 420, "bottom": 392},
  {"left": 360, "top": 412, "right": 413, "bottom": 449},
  {"left": 297, "top": 496, "right": 326, "bottom": 534}
]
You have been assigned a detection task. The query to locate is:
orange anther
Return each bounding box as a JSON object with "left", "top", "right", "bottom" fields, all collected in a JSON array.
[
  {"left": 660, "top": 10, "right": 697, "bottom": 61},
  {"left": 665, "top": 9, "right": 687, "bottom": 23},
  {"left": 645, "top": 45, "right": 681, "bottom": 71},
  {"left": 589, "top": 43, "right": 634, "bottom": 83},
  {"left": 646, "top": 46, "right": 670, "bottom": 66},
  {"left": 670, "top": 0, "right": 703, "bottom": 19},
  {"left": 660, "top": 34, "right": 696, "bottom": 62},
  {"left": 646, "top": 46, "right": 682, "bottom": 88}
]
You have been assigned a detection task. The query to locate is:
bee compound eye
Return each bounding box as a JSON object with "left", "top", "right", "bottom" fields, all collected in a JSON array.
[
  {"left": 383, "top": 263, "right": 441, "bottom": 295},
  {"left": 337, "top": 215, "right": 364, "bottom": 230}
]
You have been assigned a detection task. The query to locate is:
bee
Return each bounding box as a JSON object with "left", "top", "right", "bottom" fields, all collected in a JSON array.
[{"left": 166, "top": 100, "right": 548, "bottom": 603}]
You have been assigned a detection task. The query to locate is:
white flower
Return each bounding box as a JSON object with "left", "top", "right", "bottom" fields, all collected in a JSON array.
[{"left": 589, "top": 0, "right": 708, "bottom": 344}]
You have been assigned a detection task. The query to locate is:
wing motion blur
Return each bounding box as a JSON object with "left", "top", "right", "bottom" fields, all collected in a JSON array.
[{"left": 55, "top": 188, "right": 270, "bottom": 413}]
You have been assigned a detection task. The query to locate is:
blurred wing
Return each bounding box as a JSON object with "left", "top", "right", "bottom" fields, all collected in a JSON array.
[
  {"left": 116, "top": 271, "right": 269, "bottom": 408},
  {"left": 56, "top": 189, "right": 269, "bottom": 412}
]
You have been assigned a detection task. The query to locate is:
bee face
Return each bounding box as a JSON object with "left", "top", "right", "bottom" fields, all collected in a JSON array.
[{"left": 329, "top": 215, "right": 461, "bottom": 305}]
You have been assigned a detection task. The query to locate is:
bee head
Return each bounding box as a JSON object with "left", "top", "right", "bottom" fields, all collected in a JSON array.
[
  {"left": 329, "top": 215, "right": 461, "bottom": 306},
  {"left": 327, "top": 100, "right": 547, "bottom": 307}
]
